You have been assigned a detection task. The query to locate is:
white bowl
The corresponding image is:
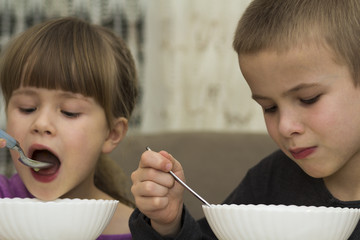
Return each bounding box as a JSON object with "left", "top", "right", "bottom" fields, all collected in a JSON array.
[
  {"left": 0, "top": 198, "right": 118, "bottom": 240},
  {"left": 203, "top": 204, "right": 360, "bottom": 240}
]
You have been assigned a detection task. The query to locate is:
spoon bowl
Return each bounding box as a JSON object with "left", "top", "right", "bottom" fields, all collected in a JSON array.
[{"left": 0, "top": 129, "right": 53, "bottom": 169}]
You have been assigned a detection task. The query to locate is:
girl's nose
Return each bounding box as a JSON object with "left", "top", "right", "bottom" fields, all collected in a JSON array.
[
  {"left": 31, "top": 111, "right": 56, "bottom": 136},
  {"left": 278, "top": 110, "right": 304, "bottom": 138}
]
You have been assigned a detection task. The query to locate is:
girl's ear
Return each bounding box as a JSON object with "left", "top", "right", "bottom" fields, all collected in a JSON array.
[{"left": 102, "top": 117, "right": 128, "bottom": 153}]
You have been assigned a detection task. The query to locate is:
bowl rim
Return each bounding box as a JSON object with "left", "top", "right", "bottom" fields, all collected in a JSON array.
[
  {"left": 0, "top": 197, "right": 119, "bottom": 204},
  {"left": 202, "top": 204, "right": 360, "bottom": 212}
]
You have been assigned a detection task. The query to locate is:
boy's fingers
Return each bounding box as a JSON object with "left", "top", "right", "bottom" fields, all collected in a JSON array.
[
  {"left": 132, "top": 180, "right": 170, "bottom": 197},
  {"left": 158, "top": 151, "right": 185, "bottom": 183},
  {"left": 131, "top": 167, "right": 175, "bottom": 189},
  {"left": 158, "top": 150, "right": 171, "bottom": 160},
  {"left": 134, "top": 196, "right": 169, "bottom": 212},
  {"left": 159, "top": 151, "right": 183, "bottom": 172},
  {"left": 139, "top": 150, "right": 172, "bottom": 172}
]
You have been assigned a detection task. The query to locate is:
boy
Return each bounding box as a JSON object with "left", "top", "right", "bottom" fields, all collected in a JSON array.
[{"left": 131, "top": 0, "right": 360, "bottom": 239}]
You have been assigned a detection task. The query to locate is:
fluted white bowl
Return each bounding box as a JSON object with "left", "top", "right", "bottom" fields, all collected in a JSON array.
[
  {"left": 0, "top": 198, "right": 118, "bottom": 240},
  {"left": 203, "top": 204, "right": 360, "bottom": 240}
]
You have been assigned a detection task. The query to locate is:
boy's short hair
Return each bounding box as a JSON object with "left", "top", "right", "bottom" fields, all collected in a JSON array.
[{"left": 233, "top": 0, "right": 360, "bottom": 84}]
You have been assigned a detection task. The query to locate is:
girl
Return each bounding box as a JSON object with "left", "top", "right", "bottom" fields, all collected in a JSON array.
[{"left": 0, "top": 17, "right": 137, "bottom": 239}]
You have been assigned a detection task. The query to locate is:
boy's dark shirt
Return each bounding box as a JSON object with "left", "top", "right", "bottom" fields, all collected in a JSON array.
[{"left": 129, "top": 150, "right": 360, "bottom": 240}]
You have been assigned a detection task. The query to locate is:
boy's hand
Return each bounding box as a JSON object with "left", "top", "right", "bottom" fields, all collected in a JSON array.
[
  {"left": 0, "top": 139, "right": 6, "bottom": 148},
  {"left": 131, "top": 150, "right": 185, "bottom": 236}
]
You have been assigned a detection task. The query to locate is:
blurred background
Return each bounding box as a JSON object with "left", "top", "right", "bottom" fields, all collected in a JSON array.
[{"left": 0, "top": 0, "right": 267, "bottom": 174}]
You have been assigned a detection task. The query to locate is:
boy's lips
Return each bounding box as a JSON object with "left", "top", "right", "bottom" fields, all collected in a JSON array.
[{"left": 290, "top": 147, "right": 317, "bottom": 159}]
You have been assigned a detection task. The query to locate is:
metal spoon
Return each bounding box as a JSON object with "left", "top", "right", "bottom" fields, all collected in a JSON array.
[
  {"left": 0, "top": 129, "right": 53, "bottom": 169},
  {"left": 146, "top": 146, "right": 211, "bottom": 207}
]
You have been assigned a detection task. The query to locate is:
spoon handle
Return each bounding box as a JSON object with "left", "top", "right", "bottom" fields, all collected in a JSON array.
[
  {"left": 146, "top": 147, "right": 211, "bottom": 207},
  {"left": 0, "top": 129, "right": 18, "bottom": 149},
  {"left": 168, "top": 170, "right": 211, "bottom": 207}
]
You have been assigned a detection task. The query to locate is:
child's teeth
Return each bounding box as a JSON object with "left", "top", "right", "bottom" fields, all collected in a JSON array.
[{"left": 33, "top": 168, "right": 40, "bottom": 172}]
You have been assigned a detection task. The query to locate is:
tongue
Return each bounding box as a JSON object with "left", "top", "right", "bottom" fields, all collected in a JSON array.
[{"left": 32, "top": 150, "right": 60, "bottom": 175}]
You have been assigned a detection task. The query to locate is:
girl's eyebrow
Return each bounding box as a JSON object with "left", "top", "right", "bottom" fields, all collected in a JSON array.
[
  {"left": 57, "top": 92, "right": 94, "bottom": 105},
  {"left": 12, "top": 89, "right": 91, "bottom": 103},
  {"left": 58, "top": 92, "right": 89, "bottom": 100},
  {"left": 12, "top": 89, "right": 38, "bottom": 96},
  {"left": 252, "top": 83, "right": 321, "bottom": 101}
]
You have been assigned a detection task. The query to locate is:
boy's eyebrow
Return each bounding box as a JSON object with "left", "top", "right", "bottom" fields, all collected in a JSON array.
[{"left": 252, "top": 83, "right": 320, "bottom": 100}]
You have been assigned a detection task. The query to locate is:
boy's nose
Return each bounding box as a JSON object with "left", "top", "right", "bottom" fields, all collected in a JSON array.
[{"left": 278, "top": 110, "right": 304, "bottom": 138}]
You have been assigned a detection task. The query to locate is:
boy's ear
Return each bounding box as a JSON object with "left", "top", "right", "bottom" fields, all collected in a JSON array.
[{"left": 102, "top": 117, "right": 128, "bottom": 153}]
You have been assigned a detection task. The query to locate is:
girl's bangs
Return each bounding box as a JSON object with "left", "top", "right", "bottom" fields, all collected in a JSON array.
[
  {"left": 21, "top": 43, "right": 95, "bottom": 97},
  {"left": 6, "top": 18, "right": 107, "bottom": 103}
]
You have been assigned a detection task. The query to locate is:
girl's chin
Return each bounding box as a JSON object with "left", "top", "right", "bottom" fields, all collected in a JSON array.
[{"left": 27, "top": 188, "right": 63, "bottom": 201}]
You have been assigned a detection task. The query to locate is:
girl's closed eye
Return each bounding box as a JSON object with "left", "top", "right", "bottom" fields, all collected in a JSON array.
[
  {"left": 19, "top": 107, "right": 37, "bottom": 114},
  {"left": 61, "top": 110, "right": 81, "bottom": 118}
]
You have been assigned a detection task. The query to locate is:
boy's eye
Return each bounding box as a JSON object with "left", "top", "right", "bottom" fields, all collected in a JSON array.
[
  {"left": 61, "top": 110, "right": 81, "bottom": 118},
  {"left": 263, "top": 105, "right": 277, "bottom": 113},
  {"left": 300, "top": 95, "right": 320, "bottom": 104},
  {"left": 19, "top": 107, "right": 36, "bottom": 113}
]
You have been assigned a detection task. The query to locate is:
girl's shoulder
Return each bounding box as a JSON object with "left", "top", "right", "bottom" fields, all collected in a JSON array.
[
  {"left": 97, "top": 233, "right": 132, "bottom": 240},
  {"left": 101, "top": 201, "right": 134, "bottom": 236},
  {"left": 0, "top": 174, "right": 33, "bottom": 198}
]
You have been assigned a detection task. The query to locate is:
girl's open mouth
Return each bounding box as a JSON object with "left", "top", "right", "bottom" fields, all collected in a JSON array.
[{"left": 30, "top": 150, "right": 61, "bottom": 182}]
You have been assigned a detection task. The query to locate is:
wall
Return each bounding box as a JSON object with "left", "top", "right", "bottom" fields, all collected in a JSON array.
[{"left": 0, "top": 0, "right": 267, "bottom": 134}]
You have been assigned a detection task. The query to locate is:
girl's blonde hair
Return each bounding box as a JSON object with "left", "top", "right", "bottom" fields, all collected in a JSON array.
[
  {"left": 233, "top": 0, "right": 360, "bottom": 84},
  {"left": 0, "top": 17, "right": 138, "bottom": 206}
]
